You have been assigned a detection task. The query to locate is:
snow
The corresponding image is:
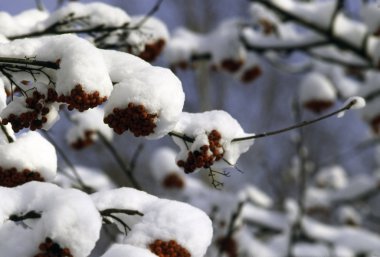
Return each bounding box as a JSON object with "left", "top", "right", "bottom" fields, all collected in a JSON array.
[
  {"left": 338, "top": 96, "right": 366, "bottom": 118},
  {"left": 0, "top": 35, "right": 113, "bottom": 99},
  {"left": 104, "top": 66, "right": 185, "bottom": 139},
  {"left": 124, "top": 199, "right": 213, "bottom": 257},
  {"left": 0, "top": 132, "right": 57, "bottom": 181},
  {"left": 66, "top": 107, "right": 113, "bottom": 147},
  {"left": 0, "top": 182, "right": 102, "bottom": 257},
  {"left": 0, "top": 9, "right": 48, "bottom": 37},
  {"left": 173, "top": 110, "right": 254, "bottom": 172},
  {"left": 41, "top": 2, "right": 130, "bottom": 30},
  {"left": 238, "top": 185, "right": 273, "bottom": 208},
  {"left": 150, "top": 146, "right": 186, "bottom": 184},
  {"left": 101, "top": 244, "right": 157, "bottom": 257},
  {"left": 315, "top": 165, "right": 348, "bottom": 189},
  {"left": 241, "top": 204, "right": 287, "bottom": 232},
  {"left": 92, "top": 188, "right": 213, "bottom": 257},
  {"left": 269, "top": 0, "right": 337, "bottom": 30},
  {"left": 333, "top": 13, "right": 368, "bottom": 48},
  {"left": 206, "top": 18, "right": 246, "bottom": 67},
  {"left": 0, "top": 79, "right": 6, "bottom": 114},
  {"left": 303, "top": 217, "right": 380, "bottom": 253},
  {"left": 337, "top": 206, "right": 361, "bottom": 226},
  {"left": 299, "top": 72, "right": 336, "bottom": 103},
  {"left": 164, "top": 27, "right": 204, "bottom": 66},
  {"left": 292, "top": 242, "right": 330, "bottom": 257},
  {"left": 101, "top": 50, "right": 151, "bottom": 83},
  {"left": 360, "top": 2, "right": 380, "bottom": 33},
  {"left": 54, "top": 165, "right": 115, "bottom": 191},
  {"left": 127, "top": 15, "right": 169, "bottom": 50}
]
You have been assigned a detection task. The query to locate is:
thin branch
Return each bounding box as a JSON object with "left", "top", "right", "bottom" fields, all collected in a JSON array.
[
  {"left": 9, "top": 211, "right": 41, "bottom": 222},
  {"left": 169, "top": 98, "right": 359, "bottom": 144},
  {"left": 249, "top": 0, "right": 371, "bottom": 63},
  {"left": 232, "top": 99, "right": 357, "bottom": 142},
  {"left": 97, "top": 131, "right": 142, "bottom": 190},
  {"left": 0, "top": 124, "right": 14, "bottom": 143},
  {"left": 0, "top": 57, "right": 59, "bottom": 70},
  {"left": 42, "top": 131, "right": 93, "bottom": 192},
  {"left": 9, "top": 0, "right": 164, "bottom": 41},
  {"left": 100, "top": 208, "right": 144, "bottom": 217},
  {"left": 240, "top": 33, "right": 329, "bottom": 52},
  {"left": 129, "top": 0, "right": 164, "bottom": 29},
  {"left": 130, "top": 143, "right": 144, "bottom": 172}
]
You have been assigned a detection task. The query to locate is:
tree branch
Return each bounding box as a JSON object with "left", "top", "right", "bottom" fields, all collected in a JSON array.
[
  {"left": 0, "top": 124, "right": 14, "bottom": 143},
  {"left": 248, "top": 0, "right": 371, "bottom": 63},
  {"left": 169, "top": 98, "right": 359, "bottom": 143},
  {"left": 97, "top": 131, "right": 142, "bottom": 190}
]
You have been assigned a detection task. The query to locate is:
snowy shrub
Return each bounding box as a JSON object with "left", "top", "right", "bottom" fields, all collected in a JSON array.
[{"left": 0, "top": 0, "right": 379, "bottom": 256}]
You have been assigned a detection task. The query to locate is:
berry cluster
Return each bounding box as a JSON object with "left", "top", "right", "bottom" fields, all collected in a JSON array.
[
  {"left": 177, "top": 130, "right": 224, "bottom": 174},
  {"left": 149, "top": 239, "right": 191, "bottom": 257},
  {"left": 138, "top": 39, "right": 166, "bottom": 62},
  {"left": 371, "top": 115, "right": 380, "bottom": 134},
  {"left": 57, "top": 85, "right": 107, "bottom": 112},
  {"left": 70, "top": 130, "right": 95, "bottom": 150},
  {"left": 220, "top": 59, "right": 244, "bottom": 73},
  {"left": 2, "top": 88, "right": 57, "bottom": 132},
  {"left": 216, "top": 236, "right": 238, "bottom": 257},
  {"left": 162, "top": 173, "right": 185, "bottom": 189},
  {"left": 34, "top": 237, "right": 73, "bottom": 257},
  {"left": 303, "top": 100, "right": 334, "bottom": 114},
  {"left": 258, "top": 18, "right": 277, "bottom": 35},
  {"left": 241, "top": 66, "right": 262, "bottom": 83},
  {"left": 0, "top": 167, "right": 44, "bottom": 187},
  {"left": 104, "top": 103, "right": 157, "bottom": 136}
]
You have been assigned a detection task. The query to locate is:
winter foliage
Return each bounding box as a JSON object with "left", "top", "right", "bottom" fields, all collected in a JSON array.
[{"left": 0, "top": 0, "right": 379, "bottom": 257}]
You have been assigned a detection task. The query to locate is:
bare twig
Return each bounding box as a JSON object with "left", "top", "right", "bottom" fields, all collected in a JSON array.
[
  {"left": 9, "top": 211, "right": 41, "bottom": 222},
  {"left": 42, "top": 131, "right": 93, "bottom": 192},
  {"left": 0, "top": 124, "right": 14, "bottom": 143},
  {"left": 97, "top": 131, "right": 142, "bottom": 190},
  {"left": 169, "top": 98, "right": 359, "bottom": 143}
]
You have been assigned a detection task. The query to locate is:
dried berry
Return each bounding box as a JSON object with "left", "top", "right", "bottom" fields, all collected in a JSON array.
[
  {"left": 371, "top": 115, "right": 380, "bottom": 134},
  {"left": 149, "top": 239, "right": 191, "bottom": 257},
  {"left": 70, "top": 130, "right": 95, "bottom": 150},
  {"left": 104, "top": 103, "right": 157, "bottom": 136},
  {"left": 220, "top": 59, "right": 244, "bottom": 73},
  {"left": 303, "top": 100, "right": 334, "bottom": 114},
  {"left": 34, "top": 237, "right": 73, "bottom": 257},
  {"left": 138, "top": 39, "right": 166, "bottom": 62},
  {"left": 216, "top": 236, "right": 238, "bottom": 257},
  {"left": 162, "top": 173, "right": 185, "bottom": 189},
  {"left": 177, "top": 130, "right": 224, "bottom": 173},
  {"left": 1, "top": 88, "right": 58, "bottom": 132},
  {"left": 241, "top": 66, "right": 262, "bottom": 83},
  {"left": 57, "top": 84, "right": 107, "bottom": 112},
  {"left": 0, "top": 167, "right": 44, "bottom": 187}
]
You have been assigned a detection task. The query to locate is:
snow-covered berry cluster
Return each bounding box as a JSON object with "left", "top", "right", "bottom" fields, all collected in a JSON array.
[
  {"left": 104, "top": 103, "right": 158, "bottom": 136},
  {"left": 104, "top": 65, "right": 184, "bottom": 139},
  {"left": 0, "top": 132, "right": 57, "bottom": 186},
  {"left": 0, "top": 167, "right": 44, "bottom": 187},
  {"left": 149, "top": 239, "right": 191, "bottom": 257},
  {"left": 216, "top": 236, "right": 238, "bottom": 257},
  {"left": 34, "top": 237, "right": 73, "bottom": 257},
  {"left": 173, "top": 111, "right": 254, "bottom": 173},
  {"left": 299, "top": 72, "right": 337, "bottom": 114},
  {"left": 150, "top": 147, "right": 187, "bottom": 190},
  {"left": 176, "top": 129, "right": 224, "bottom": 174},
  {"left": 162, "top": 173, "right": 185, "bottom": 189},
  {"left": 66, "top": 108, "right": 113, "bottom": 150},
  {"left": 57, "top": 84, "right": 107, "bottom": 112},
  {"left": 126, "top": 16, "right": 169, "bottom": 62},
  {"left": 1, "top": 83, "right": 59, "bottom": 132}
]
